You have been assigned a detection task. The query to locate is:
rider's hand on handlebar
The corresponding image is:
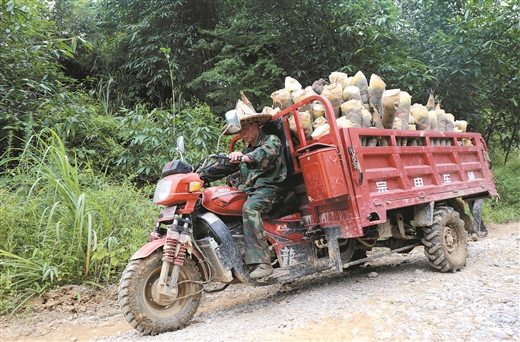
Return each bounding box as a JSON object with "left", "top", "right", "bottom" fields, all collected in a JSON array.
[{"left": 229, "top": 152, "right": 250, "bottom": 163}]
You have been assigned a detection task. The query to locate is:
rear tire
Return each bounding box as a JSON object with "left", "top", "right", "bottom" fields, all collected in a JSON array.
[
  {"left": 421, "top": 206, "right": 467, "bottom": 272},
  {"left": 118, "top": 251, "right": 202, "bottom": 335}
]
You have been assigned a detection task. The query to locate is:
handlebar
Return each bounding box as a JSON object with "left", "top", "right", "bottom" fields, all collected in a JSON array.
[{"left": 195, "top": 152, "right": 230, "bottom": 173}]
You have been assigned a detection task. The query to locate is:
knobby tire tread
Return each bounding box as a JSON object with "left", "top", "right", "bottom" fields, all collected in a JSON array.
[
  {"left": 118, "top": 251, "right": 202, "bottom": 335},
  {"left": 421, "top": 206, "right": 468, "bottom": 273}
]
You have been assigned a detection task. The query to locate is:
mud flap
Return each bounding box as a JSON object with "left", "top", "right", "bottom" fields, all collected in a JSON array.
[
  {"left": 196, "top": 212, "right": 258, "bottom": 285},
  {"left": 414, "top": 202, "right": 434, "bottom": 227},
  {"left": 324, "top": 226, "right": 343, "bottom": 272}
]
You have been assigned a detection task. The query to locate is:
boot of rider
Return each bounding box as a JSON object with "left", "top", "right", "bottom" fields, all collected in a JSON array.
[{"left": 250, "top": 263, "right": 274, "bottom": 278}]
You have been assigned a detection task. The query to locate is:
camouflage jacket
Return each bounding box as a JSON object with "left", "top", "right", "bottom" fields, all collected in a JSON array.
[{"left": 198, "top": 131, "right": 287, "bottom": 194}]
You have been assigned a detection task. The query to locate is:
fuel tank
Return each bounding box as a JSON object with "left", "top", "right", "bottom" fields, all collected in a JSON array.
[{"left": 201, "top": 186, "right": 247, "bottom": 216}]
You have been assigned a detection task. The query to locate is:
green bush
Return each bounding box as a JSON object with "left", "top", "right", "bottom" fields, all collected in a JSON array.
[
  {"left": 483, "top": 150, "right": 520, "bottom": 224},
  {"left": 0, "top": 130, "right": 155, "bottom": 313},
  {"left": 116, "top": 100, "right": 224, "bottom": 184}
]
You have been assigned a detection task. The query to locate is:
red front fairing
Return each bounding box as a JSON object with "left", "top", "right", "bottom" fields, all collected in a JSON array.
[{"left": 201, "top": 186, "right": 247, "bottom": 216}]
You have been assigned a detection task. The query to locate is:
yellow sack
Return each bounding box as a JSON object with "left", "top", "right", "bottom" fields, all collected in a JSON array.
[
  {"left": 368, "top": 74, "right": 386, "bottom": 118},
  {"left": 311, "top": 102, "right": 326, "bottom": 120},
  {"left": 312, "top": 116, "right": 327, "bottom": 129},
  {"left": 321, "top": 83, "right": 343, "bottom": 118},
  {"left": 271, "top": 88, "right": 294, "bottom": 110},
  {"left": 381, "top": 89, "right": 401, "bottom": 129},
  {"left": 411, "top": 104, "right": 431, "bottom": 131},
  {"left": 428, "top": 111, "right": 438, "bottom": 131},
  {"left": 341, "top": 99, "right": 363, "bottom": 128},
  {"left": 336, "top": 116, "right": 354, "bottom": 128},
  {"left": 329, "top": 71, "right": 349, "bottom": 89},
  {"left": 289, "top": 110, "right": 313, "bottom": 140},
  {"left": 351, "top": 71, "right": 369, "bottom": 110},
  {"left": 343, "top": 86, "right": 362, "bottom": 102},
  {"left": 311, "top": 124, "right": 330, "bottom": 139},
  {"left": 285, "top": 76, "right": 302, "bottom": 91}
]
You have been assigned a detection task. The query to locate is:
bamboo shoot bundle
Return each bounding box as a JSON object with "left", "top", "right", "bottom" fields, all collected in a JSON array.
[
  {"left": 382, "top": 89, "right": 401, "bottom": 129},
  {"left": 311, "top": 102, "right": 326, "bottom": 120},
  {"left": 395, "top": 91, "right": 411, "bottom": 129},
  {"left": 454, "top": 120, "right": 467, "bottom": 132},
  {"left": 285, "top": 76, "right": 302, "bottom": 91},
  {"left": 271, "top": 89, "right": 293, "bottom": 110},
  {"left": 291, "top": 86, "right": 315, "bottom": 111},
  {"left": 411, "top": 104, "right": 431, "bottom": 131},
  {"left": 343, "top": 86, "right": 362, "bottom": 102},
  {"left": 330, "top": 71, "right": 349, "bottom": 89},
  {"left": 436, "top": 109, "right": 447, "bottom": 146},
  {"left": 361, "top": 109, "right": 372, "bottom": 128},
  {"left": 351, "top": 71, "right": 370, "bottom": 110},
  {"left": 359, "top": 108, "right": 374, "bottom": 146},
  {"left": 436, "top": 109, "right": 446, "bottom": 132},
  {"left": 261, "top": 106, "right": 280, "bottom": 116},
  {"left": 311, "top": 124, "right": 330, "bottom": 139},
  {"left": 368, "top": 74, "right": 386, "bottom": 120},
  {"left": 321, "top": 83, "right": 343, "bottom": 118},
  {"left": 289, "top": 110, "right": 313, "bottom": 140},
  {"left": 445, "top": 113, "right": 455, "bottom": 132},
  {"left": 444, "top": 113, "right": 454, "bottom": 146},
  {"left": 312, "top": 116, "right": 327, "bottom": 129},
  {"left": 336, "top": 116, "right": 354, "bottom": 128},
  {"left": 428, "top": 111, "right": 439, "bottom": 131},
  {"left": 312, "top": 78, "right": 328, "bottom": 95},
  {"left": 341, "top": 100, "right": 363, "bottom": 128},
  {"left": 428, "top": 110, "right": 440, "bottom": 146},
  {"left": 395, "top": 91, "right": 411, "bottom": 145}
]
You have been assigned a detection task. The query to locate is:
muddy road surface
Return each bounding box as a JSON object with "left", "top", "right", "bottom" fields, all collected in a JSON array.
[{"left": 1, "top": 221, "right": 518, "bottom": 342}]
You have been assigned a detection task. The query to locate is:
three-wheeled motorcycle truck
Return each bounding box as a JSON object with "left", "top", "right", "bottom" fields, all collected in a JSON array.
[{"left": 118, "top": 95, "right": 498, "bottom": 335}]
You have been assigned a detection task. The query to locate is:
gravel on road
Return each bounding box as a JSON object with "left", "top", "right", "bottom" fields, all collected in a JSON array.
[{"left": 101, "top": 221, "right": 520, "bottom": 342}]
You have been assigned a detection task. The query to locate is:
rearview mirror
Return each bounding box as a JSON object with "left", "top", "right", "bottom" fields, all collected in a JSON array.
[
  {"left": 176, "top": 136, "right": 185, "bottom": 160},
  {"left": 224, "top": 110, "right": 241, "bottom": 135},
  {"left": 176, "top": 136, "right": 184, "bottom": 154}
]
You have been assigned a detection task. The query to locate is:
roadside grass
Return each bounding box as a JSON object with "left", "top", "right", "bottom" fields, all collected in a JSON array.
[
  {"left": 0, "top": 130, "right": 155, "bottom": 313},
  {"left": 483, "top": 150, "right": 520, "bottom": 224}
]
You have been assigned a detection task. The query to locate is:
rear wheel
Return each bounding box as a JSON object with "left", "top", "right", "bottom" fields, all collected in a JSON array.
[
  {"left": 421, "top": 206, "right": 467, "bottom": 272},
  {"left": 118, "top": 251, "right": 202, "bottom": 335}
]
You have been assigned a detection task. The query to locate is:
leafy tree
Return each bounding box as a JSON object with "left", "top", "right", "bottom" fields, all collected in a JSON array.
[
  {"left": 190, "top": 0, "right": 432, "bottom": 111},
  {"left": 95, "top": 0, "right": 223, "bottom": 107},
  {"left": 398, "top": 0, "right": 520, "bottom": 163},
  {"left": 0, "top": 0, "right": 90, "bottom": 159}
]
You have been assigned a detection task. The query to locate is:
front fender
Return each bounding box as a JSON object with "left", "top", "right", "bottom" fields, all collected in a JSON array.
[
  {"left": 130, "top": 238, "right": 209, "bottom": 281},
  {"left": 130, "top": 238, "right": 166, "bottom": 260}
]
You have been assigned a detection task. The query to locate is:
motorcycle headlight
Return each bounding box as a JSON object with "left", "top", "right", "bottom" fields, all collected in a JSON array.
[{"left": 153, "top": 178, "right": 173, "bottom": 203}]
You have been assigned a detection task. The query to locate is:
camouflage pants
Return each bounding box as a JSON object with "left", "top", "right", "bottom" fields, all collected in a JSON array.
[{"left": 243, "top": 188, "right": 283, "bottom": 265}]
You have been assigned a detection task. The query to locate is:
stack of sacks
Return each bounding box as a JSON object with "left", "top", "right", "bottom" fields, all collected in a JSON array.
[{"left": 264, "top": 73, "right": 465, "bottom": 146}]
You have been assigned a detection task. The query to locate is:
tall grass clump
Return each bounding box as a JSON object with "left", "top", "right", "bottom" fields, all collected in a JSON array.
[
  {"left": 0, "top": 130, "right": 156, "bottom": 313},
  {"left": 483, "top": 149, "right": 520, "bottom": 224}
]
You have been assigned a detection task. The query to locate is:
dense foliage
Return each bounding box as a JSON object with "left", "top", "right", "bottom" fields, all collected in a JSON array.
[{"left": 1, "top": 0, "right": 519, "bottom": 312}]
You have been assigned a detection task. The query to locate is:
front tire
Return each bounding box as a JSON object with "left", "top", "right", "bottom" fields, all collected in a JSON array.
[
  {"left": 118, "top": 251, "right": 202, "bottom": 335},
  {"left": 421, "top": 206, "right": 467, "bottom": 272}
]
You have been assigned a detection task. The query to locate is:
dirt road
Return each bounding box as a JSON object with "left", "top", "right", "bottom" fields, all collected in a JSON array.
[{"left": 1, "top": 221, "right": 518, "bottom": 342}]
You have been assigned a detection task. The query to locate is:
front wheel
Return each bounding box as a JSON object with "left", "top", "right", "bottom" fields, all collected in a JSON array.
[
  {"left": 118, "top": 251, "right": 202, "bottom": 335},
  {"left": 421, "top": 206, "right": 467, "bottom": 273}
]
